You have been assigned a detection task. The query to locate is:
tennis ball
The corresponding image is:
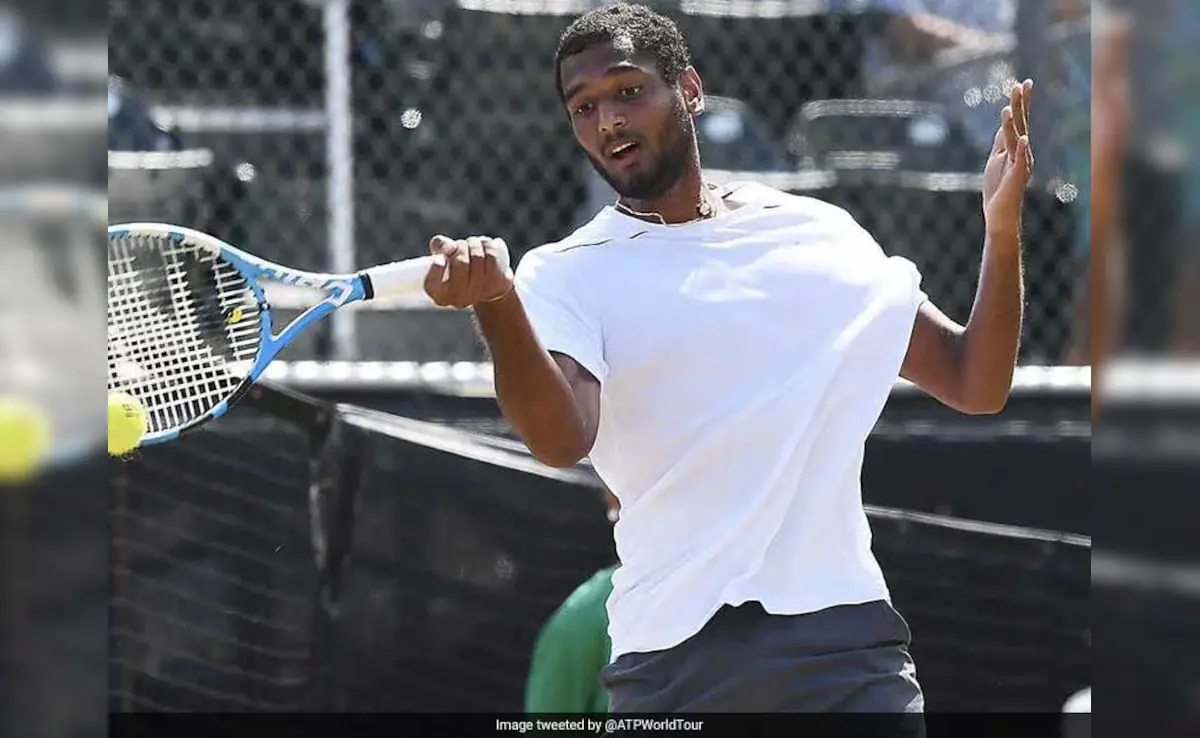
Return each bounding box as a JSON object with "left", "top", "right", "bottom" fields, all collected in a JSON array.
[
  {"left": 108, "top": 392, "right": 148, "bottom": 456},
  {"left": 0, "top": 395, "right": 50, "bottom": 483}
]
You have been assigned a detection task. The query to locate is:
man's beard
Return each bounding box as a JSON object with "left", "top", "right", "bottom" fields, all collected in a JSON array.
[{"left": 589, "top": 105, "right": 694, "bottom": 202}]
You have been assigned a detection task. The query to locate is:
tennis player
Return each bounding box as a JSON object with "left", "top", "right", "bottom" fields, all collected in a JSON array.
[{"left": 423, "top": 2, "right": 1031, "bottom": 718}]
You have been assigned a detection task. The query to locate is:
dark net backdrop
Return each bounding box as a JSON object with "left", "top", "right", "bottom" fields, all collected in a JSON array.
[{"left": 110, "top": 384, "right": 1089, "bottom": 714}]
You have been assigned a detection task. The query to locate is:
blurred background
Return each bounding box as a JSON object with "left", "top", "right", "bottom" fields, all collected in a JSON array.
[
  {"left": 1092, "top": 1, "right": 1200, "bottom": 737},
  {"left": 0, "top": 2, "right": 107, "bottom": 738},
  {"left": 107, "top": 0, "right": 1092, "bottom": 365},
  {"left": 0, "top": 0, "right": 1166, "bottom": 734}
]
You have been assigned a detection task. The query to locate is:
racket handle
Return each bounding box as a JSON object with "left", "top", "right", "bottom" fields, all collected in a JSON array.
[
  {"left": 359, "top": 241, "right": 512, "bottom": 300},
  {"left": 360, "top": 256, "right": 437, "bottom": 299}
]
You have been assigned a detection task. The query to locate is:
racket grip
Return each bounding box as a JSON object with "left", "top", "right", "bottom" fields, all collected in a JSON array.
[{"left": 360, "top": 256, "right": 436, "bottom": 299}]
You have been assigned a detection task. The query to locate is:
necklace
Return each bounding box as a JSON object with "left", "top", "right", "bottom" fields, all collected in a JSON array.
[{"left": 615, "top": 183, "right": 720, "bottom": 225}]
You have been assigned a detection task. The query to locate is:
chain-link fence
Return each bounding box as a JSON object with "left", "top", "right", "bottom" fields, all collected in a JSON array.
[{"left": 107, "top": 0, "right": 1089, "bottom": 364}]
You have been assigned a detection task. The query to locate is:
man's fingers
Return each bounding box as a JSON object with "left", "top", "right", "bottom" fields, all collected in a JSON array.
[
  {"left": 424, "top": 234, "right": 513, "bottom": 308},
  {"left": 1009, "top": 83, "right": 1025, "bottom": 139},
  {"left": 991, "top": 121, "right": 1007, "bottom": 155},
  {"left": 427, "top": 235, "right": 455, "bottom": 293},
  {"left": 466, "top": 236, "right": 485, "bottom": 286},
  {"left": 1000, "top": 107, "right": 1018, "bottom": 160},
  {"left": 423, "top": 257, "right": 449, "bottom": 305},
  {"left": 483, "top": 237, "right": 508, "bottom": 277},
  {"left": 991, "top": 106, "right": 1010, "bottom": 155},
  {"left": 1004, "top": 135, "right": 1033, "bottom": 188},
  {"left": 1014, "top": 79, "right": 1032, "bottom": 138},
  {"left": 1016, "top": 135, "right": 1032, "bottom": 175},
  {"left": 442, "top": 239, "right": 469, "bottom": 299},
  {"left": 425, "top": 235, "right": 450, "bottom": 292}
]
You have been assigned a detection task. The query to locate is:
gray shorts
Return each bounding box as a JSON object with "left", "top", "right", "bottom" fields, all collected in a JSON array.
[{"left": 600, "top": 600, "right": 924, "bottom": 717}]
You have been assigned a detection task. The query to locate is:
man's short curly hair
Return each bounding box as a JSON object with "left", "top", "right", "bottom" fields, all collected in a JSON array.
[{"left": 554, "top": 3, "right": 692, "bottom": 100}]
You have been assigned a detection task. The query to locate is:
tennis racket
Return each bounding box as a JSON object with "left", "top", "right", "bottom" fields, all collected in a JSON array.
[{"left": 107, "top": 222, "right": 506, "bottom": 447}]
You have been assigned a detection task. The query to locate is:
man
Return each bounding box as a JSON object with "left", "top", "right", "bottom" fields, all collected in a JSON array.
[
  {"left": 423, "top": 2, "right": 1031, "bottom": 717},
  {"left": 524, "top": 488, "right": 619, "bottom": 714}
]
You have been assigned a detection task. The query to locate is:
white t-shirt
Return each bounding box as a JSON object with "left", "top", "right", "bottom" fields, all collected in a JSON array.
[{"left": 515, "top": 182, "right": 927, "bottom": 660}]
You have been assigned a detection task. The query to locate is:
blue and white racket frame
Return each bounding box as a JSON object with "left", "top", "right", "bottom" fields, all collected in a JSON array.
[{"left": 107, "top": 222, "right": 450, "bottom": 446}]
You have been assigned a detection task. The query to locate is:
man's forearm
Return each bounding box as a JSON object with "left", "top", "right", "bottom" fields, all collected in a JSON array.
[
  {"left": 960, "top": 229, "right": 1024, "bottom": 409},
  {"left": 473, "top": 291, "right": 592, "bottom": 466}
]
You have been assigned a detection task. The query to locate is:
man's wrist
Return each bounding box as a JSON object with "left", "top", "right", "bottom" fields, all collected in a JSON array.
[
  {"left": 473, "top": 283, "right": 518, "bottom": 313},
  {"left": 984, "top": 226, "right": 1022, "bottom": 249}
]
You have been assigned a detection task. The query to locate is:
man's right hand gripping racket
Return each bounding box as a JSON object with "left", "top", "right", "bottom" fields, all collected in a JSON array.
[{"left": 107, "top": 223, "right": 509, "bottom": 447}]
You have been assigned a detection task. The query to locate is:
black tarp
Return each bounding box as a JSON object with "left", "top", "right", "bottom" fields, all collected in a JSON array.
[{"left": 108, "top": 384, "right": 1091, "bottom": 714}]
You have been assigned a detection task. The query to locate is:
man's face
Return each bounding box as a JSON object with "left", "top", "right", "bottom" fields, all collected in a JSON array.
[{"left": 559, "top": 40, "right": 697, "bottom": 201}]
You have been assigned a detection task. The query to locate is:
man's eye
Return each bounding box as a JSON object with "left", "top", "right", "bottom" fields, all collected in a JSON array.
[
  {"left": 619, "top": 86, "right": 642, "bottom": 98},
  {"left": 573, "top": 103, "right": 594, "bottom": 117}
]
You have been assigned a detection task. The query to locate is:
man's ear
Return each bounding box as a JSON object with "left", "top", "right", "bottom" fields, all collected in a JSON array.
[{"left": 679, "top": 66, "right": 704, "bottom": 115}]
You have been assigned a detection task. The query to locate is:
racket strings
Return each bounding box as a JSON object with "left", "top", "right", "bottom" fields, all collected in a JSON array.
[
  {"left": 108, "top": 263, "right": 255, "bottom": 397},
  {"left": 107, "top": 234, "right": 262, "bottom": 433},
  {"left": 108, "top": 248, "right": 258, "bottom": 430}
]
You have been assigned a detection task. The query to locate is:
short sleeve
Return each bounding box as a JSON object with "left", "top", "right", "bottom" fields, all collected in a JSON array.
[
  {"left": 515, "top": 248, "right": 609, "bottom": 383},
  {"left": 841, "top": 209, "right": 928, "bottom": 308},
  {"left": 886, "top": 253, "right": 928, "bottom": 310}
]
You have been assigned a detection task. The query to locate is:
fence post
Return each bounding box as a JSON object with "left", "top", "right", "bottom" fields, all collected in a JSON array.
[{"left": 324, "top": 0, "right": 356, "bottom": 360}]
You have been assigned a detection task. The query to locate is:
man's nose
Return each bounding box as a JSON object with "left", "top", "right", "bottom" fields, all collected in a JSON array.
[{"left": 597, "top": 103, "right": 627, "bottom": 135}]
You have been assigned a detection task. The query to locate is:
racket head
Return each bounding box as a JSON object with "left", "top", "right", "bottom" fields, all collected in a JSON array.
[{"left": 107, "top": 223, "right": 271, "bottom": 444}]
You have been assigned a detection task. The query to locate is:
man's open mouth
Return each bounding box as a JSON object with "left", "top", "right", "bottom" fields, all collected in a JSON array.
[{"left": 607, "top": 140, "right": 640, "bottom": 162}]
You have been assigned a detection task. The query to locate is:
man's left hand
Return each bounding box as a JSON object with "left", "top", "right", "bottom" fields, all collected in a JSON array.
[{"left": 981, "top": 78, "right": 1035, "bottom": 237}]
